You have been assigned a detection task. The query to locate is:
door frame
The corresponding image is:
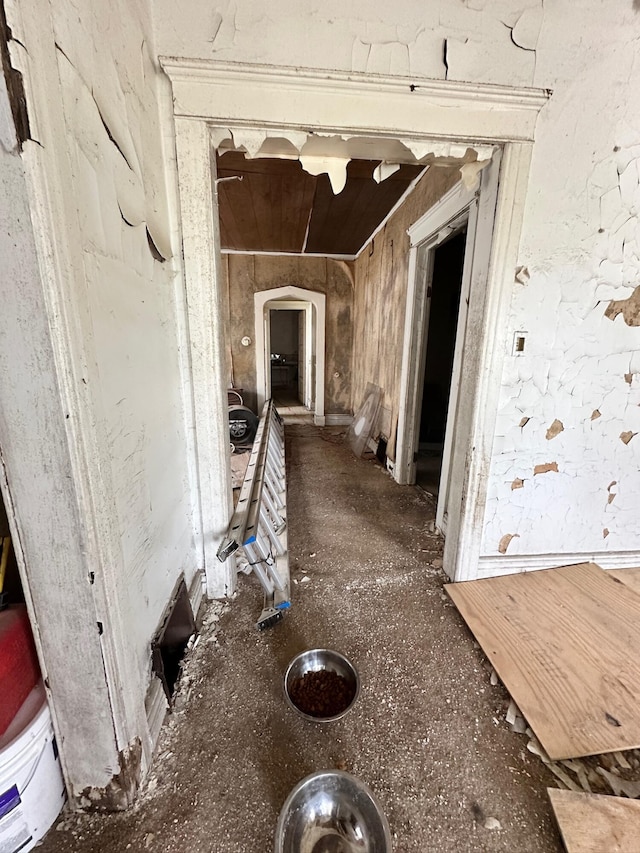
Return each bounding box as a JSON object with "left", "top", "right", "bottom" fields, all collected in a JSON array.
[
  {"left": 160, "top": 60, "right": 547, "bottom": 586},
  {"left": 254, "top": 286, "right": 326, "bottom": 423},
  {"left": 263, "top": 300, "right": 312, "bottom": 408},
  {"left": 396, "top": 181, "right": 477, "bottom": 492}
]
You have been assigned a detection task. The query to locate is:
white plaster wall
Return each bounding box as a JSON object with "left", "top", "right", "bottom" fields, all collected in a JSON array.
[
  {"left": 0, "top": 62, "right": 121, "bottom": 797},
  {"left": 155, "top": 0, "right": 640, "bottom": 565},
  {"left": 483, "top": 3, "right": 640, "bottom": 560},
  {"left": 5, "top": 0, "right": 199, "bottom": 791},
  {"left": 47, "top": 0, "right": 199, "bottom": 686}
]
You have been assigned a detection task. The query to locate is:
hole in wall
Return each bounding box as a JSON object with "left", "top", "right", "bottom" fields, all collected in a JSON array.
[{"left": 151, "top": 578, "right": 195, "bottom": 702}]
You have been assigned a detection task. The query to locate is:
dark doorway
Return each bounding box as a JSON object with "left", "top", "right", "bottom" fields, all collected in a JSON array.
[
  {"left": 416, "top": 229, "right": 466, "bottom": 497},
  {"left": 270, "top": 309, "right": 303, "bottom": 406}
]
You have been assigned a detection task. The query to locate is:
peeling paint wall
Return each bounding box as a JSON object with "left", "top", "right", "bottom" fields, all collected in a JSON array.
[
  {"left": 5, "top": 0, "right": 197, "bottom": 796},
  {"left": 224, "top": 255, "right": 353, "bottom": 415},
  {"left": 483, "top": 2, "right": 640, "bottom": 562},
  {"left": 156, "top": 0, "right": 640, "bottom": 566},
  {"left": 0, "top": 61, "right": 122, "bottom": 798},
  {"left": 351, "top": 166, "right": 461, "bottom": 452},
  {"left": 154, "top": 0, "right": 549, "bottom": 87}
]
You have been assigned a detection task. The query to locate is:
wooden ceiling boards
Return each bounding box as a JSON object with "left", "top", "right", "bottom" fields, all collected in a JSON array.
[
  {"left": 445, "top": 562, "right": 640, "bottom": 760},
  {"left": 304, "top": 160, "right": 423, "bottom": 255},
  {"left": 217, "top": 152, "right": 315, "bottom": 253},
  {"left": 216, "top": 152, "right": 423, "bottom": 256}
]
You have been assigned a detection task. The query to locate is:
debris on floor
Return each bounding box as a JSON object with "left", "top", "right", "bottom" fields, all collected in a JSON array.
[{"left": 36, "top": 424, "right": 562, "bottom": 853}]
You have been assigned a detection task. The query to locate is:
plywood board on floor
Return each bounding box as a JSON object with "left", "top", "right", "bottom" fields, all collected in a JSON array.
[
  {"left": 548, "top": 788, "right": 640, "bottom": 853},
  {"left": 445, "top": 562, "right": 640, "bottom": 760},
  {"left": 607, "top": 567, "right": 640, "bottom": 599}
]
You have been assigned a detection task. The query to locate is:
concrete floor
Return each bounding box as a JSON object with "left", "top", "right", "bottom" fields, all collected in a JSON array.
[{"left": 39, "top": 425, "right": 563, "bottom": 853}]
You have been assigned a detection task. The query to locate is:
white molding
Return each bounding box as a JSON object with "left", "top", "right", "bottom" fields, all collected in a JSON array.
[
  {"left": 436, "top": 200, "right": 478, "bottom": 536},
  {"left": 188, "top": 569, "right": 205, "bottom": 619},
  {"left": 160, "top": 60, "right": 549, "bottom": 144},
  {"left": 157, "top": 74, "right": 206, "bottom": 608},
  {"left": 174, "top": 118, "right": 235, "bottom": 599},
  {"left": 254, "top": 286, "right": 326, "bottom": 420},
  {"left": 477, "top": 551, "right": 640, "bottom": 579},
  {"left": 407, "top": 180, "right": 477, "bottom": 247},
  {"left": 354, "top": 167, "right": 429, "bottom": 258},
  {"left": 144, "top": 676, "right": 168, "bottom": 752},
  {"left": 447, "top": 144, "right": 534, "bottom": 583},
  {"left": 325, "top": 414, "right": 353, "bottom": 426},
  {"left": 396, "top": 181, "right": 477, "bottom": 491}
]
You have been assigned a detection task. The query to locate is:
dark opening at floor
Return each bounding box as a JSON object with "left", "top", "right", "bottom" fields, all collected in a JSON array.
[
  {"left": 416, "top": 229, "right": 466, "bottom": 497},
  {"left": 270, "top": 309, "right": 303, "bottom": 407}
]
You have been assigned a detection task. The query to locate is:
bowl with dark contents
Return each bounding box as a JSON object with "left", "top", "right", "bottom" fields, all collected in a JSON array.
[{"left": 284, "top": 649, "right": 360, "bottom": 722}]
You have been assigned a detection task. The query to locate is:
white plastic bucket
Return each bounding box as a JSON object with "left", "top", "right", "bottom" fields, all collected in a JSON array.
[{"left": 0, "top": 683, "right": 66, "bottom": 853}]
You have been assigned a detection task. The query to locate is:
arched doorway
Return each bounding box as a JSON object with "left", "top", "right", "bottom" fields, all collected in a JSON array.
[{"left": 254, "top": 286, "right": 326, "bottom": 425}]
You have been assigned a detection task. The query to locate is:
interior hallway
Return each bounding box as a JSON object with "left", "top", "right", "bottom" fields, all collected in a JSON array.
[{"left": 38, "top": 425, "right": 562, "bottom": 853}]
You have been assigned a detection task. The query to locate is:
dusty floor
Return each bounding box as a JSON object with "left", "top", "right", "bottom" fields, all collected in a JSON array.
[{"left": 39, "top": 425, "right": 563, "bottom": 853}]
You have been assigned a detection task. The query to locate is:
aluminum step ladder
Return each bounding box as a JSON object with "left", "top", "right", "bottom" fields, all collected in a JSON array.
[{"left": 217, "top": 399, "right": 290, "bottom": 629}]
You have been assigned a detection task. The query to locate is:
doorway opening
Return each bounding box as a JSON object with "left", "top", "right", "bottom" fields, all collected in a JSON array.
[
  {"left": 269, "top": 308, "right": 305, "bottom": 408},
  {"left": 254, "top": 287, "right": 326, "bottom": 424},
  {"left": 416, "top": 229, "right": 467, "bottom": 497}
]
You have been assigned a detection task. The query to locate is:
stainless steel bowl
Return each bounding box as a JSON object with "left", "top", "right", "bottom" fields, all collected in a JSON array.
[
  {"left": 275, "top": 770, "right": 392, "bottom": 853},
  {"left": 284, "top": 648, "right": 360, "bottom": 722}
]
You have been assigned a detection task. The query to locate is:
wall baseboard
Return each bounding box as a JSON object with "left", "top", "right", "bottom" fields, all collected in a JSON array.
[
  {"left": 324, "top": 414, "right": 353, "bottom": 426},
  {"left": 144, "top": 675, "right": 168, "bottom": 752},
  {"left": 477, "top": 550, "right": 640, "bottom": 579},
  {"left": 188, "top": 568, "right": 204, "bottom": 617}
]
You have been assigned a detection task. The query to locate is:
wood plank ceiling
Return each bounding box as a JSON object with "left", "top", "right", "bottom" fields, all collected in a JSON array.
[{"left": 216, "top": 151, "right": 424, "bottom": 257}]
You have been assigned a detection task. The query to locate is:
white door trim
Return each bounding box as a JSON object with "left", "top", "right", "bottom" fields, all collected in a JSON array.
[
  {"left": 160, "top": 62, "right": 545, "bottom": 584},
  {"left": 436, "top": 202, "right": 478, "bottom": 535},
  {"left": 174, "top": 118, "right": 235, "bottom": 599},
  {"left": 263, "top": 300, "right": 312, "bottom": 408},
  {"left": 254, "top": 286, "right": 326, "bottom": 424},
  {"left": 160, "top": 60, "right": 548, "bottom": 143},
  {"left": 444, "top": 144, "right": 532, "bottom": 582},
  {"left": 396, "top": 180, "right": 477, "bottom": 488}
]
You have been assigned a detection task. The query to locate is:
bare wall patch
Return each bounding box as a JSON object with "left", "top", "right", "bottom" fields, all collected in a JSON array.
[
  {"left": 534, "top": 462, "right": 558, "bottom": 475},
  {"left": 498, "top": 533, "right": 519, "bottom": 554},
  {"left": 0, "top": 2, "right": 30, "bottom": 149},
  {"left": 605, "top": 284, "right": 640, "bottom": 326},
  {"left": 545, "top": 419, "right": 564, "bottom": 440}
]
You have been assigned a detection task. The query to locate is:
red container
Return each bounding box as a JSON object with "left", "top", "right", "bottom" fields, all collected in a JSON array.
[{"left": 0, "top": 605, "right": 40, "bottom": 736}]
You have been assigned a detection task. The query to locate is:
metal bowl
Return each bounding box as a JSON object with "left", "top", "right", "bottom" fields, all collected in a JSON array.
[
  {"left": 275, "top": 770, "right": 392, "bottom": 853},
  {"left": 284, "top": 649, "right": 360, "bottom": 722}
]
